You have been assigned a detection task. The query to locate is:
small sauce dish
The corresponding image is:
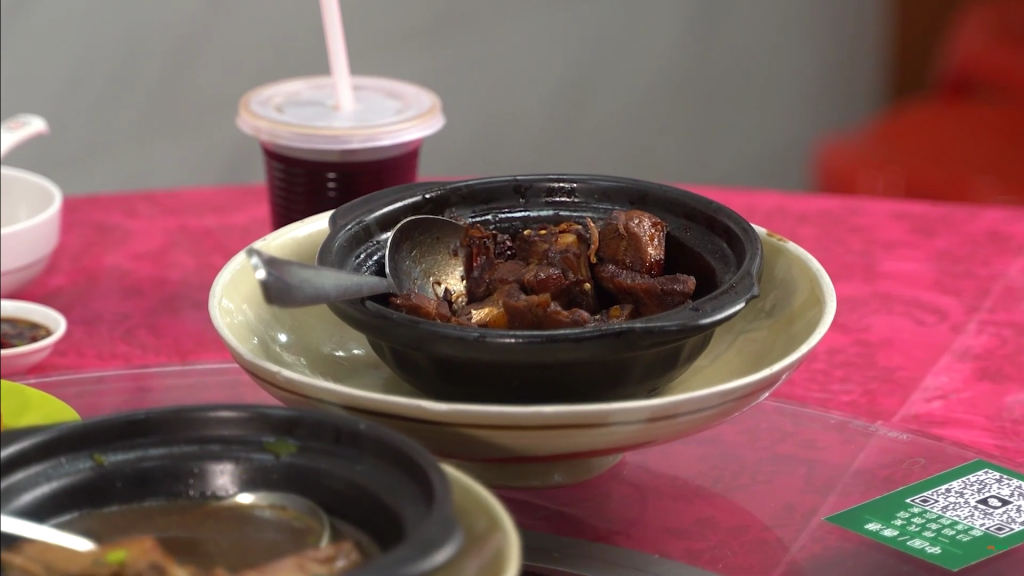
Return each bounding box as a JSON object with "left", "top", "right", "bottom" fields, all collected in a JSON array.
[{"left": 0, "top": 299, "right": 67, "bottom": 377}]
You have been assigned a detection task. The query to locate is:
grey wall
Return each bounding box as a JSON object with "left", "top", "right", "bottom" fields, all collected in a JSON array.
[{"left": 0, "top": 0, "right": 888, "bottom": 195}]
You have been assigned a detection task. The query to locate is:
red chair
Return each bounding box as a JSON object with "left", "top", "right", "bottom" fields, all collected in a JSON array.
[
  {"left": 935, "top": 0, "right": 1024, "bottom": 103},
  {"left": 815, "top": 0, "right": 1024, "bottom": 205}
]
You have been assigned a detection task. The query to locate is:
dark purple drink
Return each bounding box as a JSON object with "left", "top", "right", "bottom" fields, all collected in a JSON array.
[
  {"left": 237, "top": 76, "right": 445, "bottom": 229},
  {"left": 262, "top": 145, "right": 420, "bottom": 229}
]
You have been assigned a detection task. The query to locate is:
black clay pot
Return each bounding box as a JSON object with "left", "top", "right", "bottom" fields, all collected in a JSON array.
[
  {"left": 318, "top": 174, "right": 763, "bottom": 404},
  {"left": 0, "top": 405, "right": 462, "bottom": 576}
]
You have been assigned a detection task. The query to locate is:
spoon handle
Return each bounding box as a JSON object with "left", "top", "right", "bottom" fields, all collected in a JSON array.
[
  {"left": 0, "top": 514, "right": 97, "bottom": 552},
  {"left": 246, "top": 248, "right": 394, "bottom": 308},
  {"left": 0, "top": 114, "right": 50, "bottom": 160}
]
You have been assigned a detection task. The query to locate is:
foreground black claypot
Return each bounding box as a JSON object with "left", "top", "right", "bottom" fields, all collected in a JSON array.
[
  {"left": 319, "top": 174, "right": 763, "bottom": 404},
  {"left": 0, "top": 405, "right": 462, "bottom": 576}
]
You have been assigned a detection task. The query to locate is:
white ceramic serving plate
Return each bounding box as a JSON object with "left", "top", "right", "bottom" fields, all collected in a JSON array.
[
  {"left": 210, "top": 212, "right": 836, "bottom": 487},
  {"left": 0, "top": 166, "right": 63, "bottom": 296},
  {"left": 0, "top": 299, "right": 67, "bottom": 377}
]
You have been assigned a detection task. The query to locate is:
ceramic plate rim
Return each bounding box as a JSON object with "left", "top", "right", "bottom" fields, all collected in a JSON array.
[
  {"left": 210, "top": 212, "right": 836, "bottom": 425},
  {"left": 439, "top": 463, "right": 521, "bottom": 575}
]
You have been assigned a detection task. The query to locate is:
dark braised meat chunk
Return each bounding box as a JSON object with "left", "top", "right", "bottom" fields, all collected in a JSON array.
[
  {"left": 464, "top": 224, "right": 515, "bottom": 302},
  {"left": 456, "top": 284, "right": 525, "bottom": 328},
  {"left": 481, "top": 260, "right": 528, "bottom": 301},
  {"left": 388, "top": 209, "right": 696, "bottom": 329},
  {"left": 593, "top": 263, "right": 696, "bottom": 317},
  {"left": 502, "top": 293, "right": 594, "bottom": 330},
  {"left": 597, "top": 210, "right": 667, "bottom": 276},
  {"left": 518, "top": 263, "right": 563, "bottom": 295},
  {"left": 514, "top": 222, "right": 599, "bottom": 313},
  {"left": 456, "top": 283, "right": 596, "bottom": 330},
  {"left": 389, "top": 292, "right": 453, "bottom": 323}
]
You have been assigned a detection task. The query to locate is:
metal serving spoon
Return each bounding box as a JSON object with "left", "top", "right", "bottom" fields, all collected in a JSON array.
[
  {"left": 247, "top": 215, "right": 467, "bottom": 308},
  {"left": 0, "top": 492, "right": 332, "bottom": 552},
  {"left": 0, "top": 514, "right": 96, "bottom": 552},
  {"left": 222, "top": 491, "right": 331, "bottom": 548}
]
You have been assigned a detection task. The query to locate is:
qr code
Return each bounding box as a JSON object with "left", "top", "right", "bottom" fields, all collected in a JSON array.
[{"left": 907, "top": 469, "right": 1024, "bottom": 537}]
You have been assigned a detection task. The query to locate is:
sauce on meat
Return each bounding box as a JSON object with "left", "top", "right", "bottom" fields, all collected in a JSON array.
[{"left": 390, "top": 209, "right": 697, "bottom": 329}]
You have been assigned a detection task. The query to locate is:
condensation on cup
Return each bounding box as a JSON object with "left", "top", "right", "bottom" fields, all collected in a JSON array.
[{"left": 237, "top": 75, "right": 445, "bottom": 229}]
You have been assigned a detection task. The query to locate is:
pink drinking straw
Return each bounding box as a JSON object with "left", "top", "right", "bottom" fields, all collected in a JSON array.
[{"left": 318, "top": 0, "right": 357, "bottom": 111}]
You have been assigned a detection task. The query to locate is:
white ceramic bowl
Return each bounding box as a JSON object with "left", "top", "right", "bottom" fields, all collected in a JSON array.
[
  {"left": 0, "top": 299, "right": 67, "bottom": 377},
  {"left": 210, "top": 212, "right": 836, "bottom": 487},
  {"left": 1, "top": 166, "right": 63, "bottom": 297}
]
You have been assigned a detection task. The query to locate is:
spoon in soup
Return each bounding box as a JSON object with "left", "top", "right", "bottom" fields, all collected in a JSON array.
[
  {"left": 0, "top": 514, "right": 96, "bottom": 552},
  {"left": 246, "top": 215, "right": 467, "bottom": 307},
  {"left": 0, "top": 492, "right": 332, "bottom": 552},
  {"left": 222, "top": 491, "right": 331, "bottom": 548}
]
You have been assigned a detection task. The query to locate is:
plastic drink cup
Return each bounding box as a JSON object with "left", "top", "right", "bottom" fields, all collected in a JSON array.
[{"left": 237, "top": 75, "right": 445, "bottom": 229}]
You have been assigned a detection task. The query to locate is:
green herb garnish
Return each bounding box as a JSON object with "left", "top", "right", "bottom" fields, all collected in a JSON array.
[
  {"left": 263, "top": 438, "right": 298, "bottom": 458},
  {"left": 104, "top": 548, "right": 128, "bottom": 566}
]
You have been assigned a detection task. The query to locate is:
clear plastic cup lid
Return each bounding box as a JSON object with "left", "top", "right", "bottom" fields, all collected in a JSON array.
[{"left": 237, "top": 75, "right": 445, "bottom": 150}]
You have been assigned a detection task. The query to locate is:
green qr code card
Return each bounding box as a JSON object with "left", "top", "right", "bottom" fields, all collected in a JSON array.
[{"left": 825, "top": 460, "right": 1023, "bottom": 571}]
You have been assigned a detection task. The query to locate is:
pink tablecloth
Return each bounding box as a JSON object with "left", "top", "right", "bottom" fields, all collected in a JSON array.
[{"left": 14, "top": 184, "right": 1024, "bottom": 463}]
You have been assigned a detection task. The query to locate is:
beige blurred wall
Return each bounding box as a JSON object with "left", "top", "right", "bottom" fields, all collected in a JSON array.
[{"left": 0, "top": 0, "right": 888, "bottom": 195}]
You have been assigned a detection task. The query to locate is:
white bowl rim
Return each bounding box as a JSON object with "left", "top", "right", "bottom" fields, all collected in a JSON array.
[
  {"left": 0, "top": 298, "right": 68, "bottom": 356},
  {"left": 0, "top": 165, "right": 64, "bottom": 237},
  {"left": 210, "top": 212, "right": 837, "bottom": 423}
]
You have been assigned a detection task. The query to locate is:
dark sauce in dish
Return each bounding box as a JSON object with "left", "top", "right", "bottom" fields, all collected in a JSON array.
[{"left": 0, "top": 318, "right": 52, "bottom": 349}]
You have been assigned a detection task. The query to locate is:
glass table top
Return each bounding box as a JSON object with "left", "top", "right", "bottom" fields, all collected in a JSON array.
[{"left": 11, "top": 364, "right": 1019, "bottom": 576}]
